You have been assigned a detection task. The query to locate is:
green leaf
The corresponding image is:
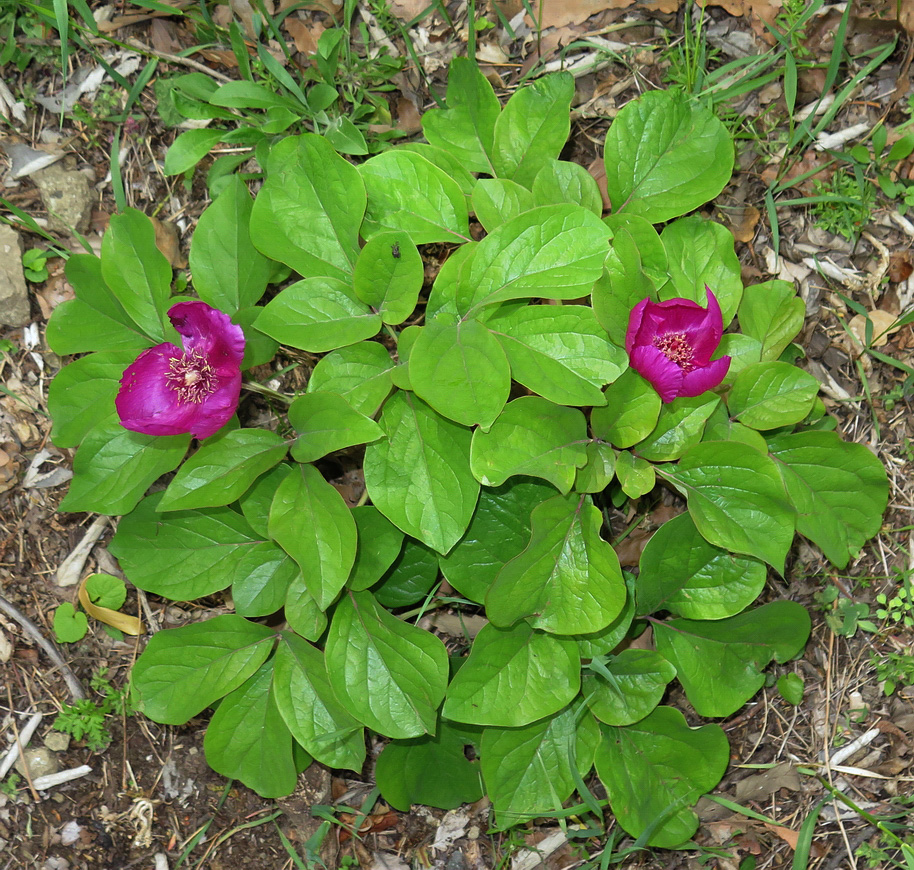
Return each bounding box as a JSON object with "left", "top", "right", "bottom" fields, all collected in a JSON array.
[
  {"left": 101, "top": 209, "right": 174, "bottom": 341},
  {"left": 427, "top": 241, "right": 476, "bottom": 320},
  {"left": 348, "top": 506, "right": 405, "bottom": 592},
  {"left": 284, "top": 576, "right": 328, "bottom": 640},
  {"left": 492, "top": 72, "right": 574, "bottom": 188},
  {"left": 233, "top": 306, "right": 279, "bottom": 369},
  {"left": 457, "top": 205, "right": 610, "bottom": 315},
  {"left": 210, "top": 80, "right": 301, "bottom": 110},
  {"left": 728, "top": 362, "right": 819, "bottom": 430},
  {"left": 272, "top": 632, "right": 365, "bottom": 770},
  {"left": 487, "top": 304, "right": 626, "bottom": 406},
  {"left": 376, "top": 719, "right": 483, "bottom": 812},
  {"left": 326, "top": 591, "right": 448, "bottom": 738},
  {"left": 396, "top": 142, "right": 477, "bottom": 201},
  {"left": 604, "top": 214, "right": 668, "bottom": 286},
  {"left": 255, "top": 277, "right": 381, "bottom": 352},
  {"left": 48, "top": 352, "right": 133, "bottom": 447},
  {"left": 203, "top": 660, "right": 298, "bottom": 798},
  {"left": 443, "top": 622, "right": 580, "bottom": 727},
  {"left": 439, "top": 478, "right": 557, "bottom": 603},
  {"left": 636, "top": 512, "right": 766, "bottom": 619},
  {"left": 574, "top": 441, "right": 616, "bottom": 494},
  {"left": 159, "top": 429, "right": 287, "bottom": 510},
  {"left": 471, "top": 179, "right": 535, "bottom": 232},
  {"left": 604, "top": 88, "right": 733, "bottom": 223},
  {"left": 591, "top": 227, "right": 654, "bottom": 346},
  {"left": 584, "top": 650, "right": 676, "bottom": 726},
  {"left": 487, "top": 494, "right": 625, "bottom": 635},
  {"left": 268, "top": 463, "right": 357, "bottom": 610},
  {"left": 85, "top": 573, "right": 127, "bottom": 610},
  {"left": 481, "top": 702, "right": 598, "bottom": 826},
  {"left": 614, "top": 450, "right": 655, "bottom": 498},
  {"left": 594, "top": 706, "right": 729, "bottom": 847},
  {"left": 360, "top": 150, "right": 470, "bottom": 244},
  {"left": 231, "top": 545, "right": 298, "bottom": 617},
  {"left": 661, "top": 441, "right": 795, "bottom": 572},
  {"left": 46, "top": 255, "right": 151, "bottom": 354},
  {"left": 659, "top": 216, "right": 742, "bottom": 325},
  {"left": 409, "top": 317, "right": 511, "bottom": 428},
  {"left": 575, "top": 573, "right": 636, "bottom": 658},
  {"left": 364, "top": 391, "right": 479, "bottom": 555},
  {"left": 470, "top": 397, "right": 588, "bottom": 494},
  {"left": 635, "top": 394, "right": 719, "bottom": 462},
  {"left": 190, "top": 174, "right": 272, "bottom": 312},
  {"left": 738, "top": 280, "right": 806, "bottom": 362},
  {"left": 60, "top": 421, "right": 189, "bottom": 516},
  {"left": 306, "top": 341, "right": 394, "bottom": 416},
  {"left": 110, "top": 493, "right": 268, "bottom": 600},
  {"left": 373, "top": 539, "right": 439, "bottom": 608},
  {"left": 777, "top": 673, "right": 804, "bottom": 706},
  {"left": 702, "top": 402, "right": 768, "bottom": 453},
  {"left": 250, "top": 134, "right": 365, "bottom": 280},
  {"left": 532, "top": 158, "right": 603, "bottom": 216},
  {"left": 53, "top": 603, "right": 88, "bottom": 643},
  {"left": 238, "top": 463, "right": 291, "bottom": 537},
  {"left": 767, "top": 431, "right": 888, "bottom": 568},
  {"left": 131, "top": 614, "right": 275, "bottom": 723},
  {"left": 288, "top": 392, "right": 384, "bottom": 462},
  {"left": 421, "top": 57, "right": 499, "bottom": 175},
  {"left": 653, "top": 602, "right": 811, "bottom": 716},
  {"left": 164, "top": 128, "right": 223, "bottom": 175},
  {"left": 591, "top": 368, "right": 661, "bottom": 448},
  {"left": 352, "top": 231, "right": 423, "bottom": 325}
]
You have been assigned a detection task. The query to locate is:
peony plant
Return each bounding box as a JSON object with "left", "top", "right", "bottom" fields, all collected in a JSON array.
[{"left": 46, "top": 60, "right": 888, "bottom": 848}]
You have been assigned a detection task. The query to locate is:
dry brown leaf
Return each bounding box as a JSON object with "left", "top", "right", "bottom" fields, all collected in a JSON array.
[
  {"left": 151, "top": 217, "right": 185, "bottom": 268},
  {"left": 394, "top": 97, "right": 422, "bottom": 134},
  {"left": 284, "top": 17, "right": 321, "bottom": 55},
  {"left": 390, "top": 0, "right": 431, "bottom": 19},
  {"left": 504, "top": 0, "right": 679, "bottom": 30},
  {"left": 763, "top": 823, "right": 800, "bottom": 851},
  {"left": 78, "top": 577, "right": 143, "bottom": 636},
  {"left": 735, "top": 763, "right": 801, "bottom": 803},
  {"left": 889, "top": 252, "right": 914, "bottom": 284},
  {"left": 150, "top": 18, "right": 181, "bottom": 54},
  {"left": 722, "top": 205, "right": 761, "bottom": 243},
  {"left": 849, "top": 310, "right": 901, "bottom": 348}
]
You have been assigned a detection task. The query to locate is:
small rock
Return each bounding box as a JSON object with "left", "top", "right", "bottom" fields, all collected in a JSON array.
[
  {"left": 0, "top": 225, "right": 30, "bottom": 326},
  {"left": 31, "top": 162, "right": 93, "bottom": 235},
  {"left": 14, "top": 746, "right": 59, "bottom": 779},
  {"left": 43, "top": 731, "right": 71, "bottom": 752}
]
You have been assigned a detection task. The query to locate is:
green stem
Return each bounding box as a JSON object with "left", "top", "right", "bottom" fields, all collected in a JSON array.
[{"left": 241, "top": 380, "right": 293, "bottom": 404}]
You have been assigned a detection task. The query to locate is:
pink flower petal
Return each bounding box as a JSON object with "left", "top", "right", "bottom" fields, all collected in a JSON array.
[
  {"left": 169, "top": 301, "right": 245, "bottom": 374},
  {"left": 679, "top": 355, "right": 731, "bottom": 398},
  {"left": 630, "top": 344, "right": 685, "bottom": 403},
  {"left": 116, "top": 345, "right": 202, "bottom": 436},
  {"left": 685, "top": 289, "right": 724, "bottom": 364},
  {"left": 625, "top": 297, "right": 651, "bottom": 354}
]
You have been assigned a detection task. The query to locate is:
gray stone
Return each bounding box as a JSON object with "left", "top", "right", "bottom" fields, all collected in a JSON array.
[
  {"left": 31, "top": 162, "right": 93, "bottom": 235},
  {"left": 0, "top": 225, "right": 30, "bottom": 326},
  {"left": 43, "top": 731, "right": 71, "bottom": 752},
  {"left": 14, "top": 746, "right": 59, "bottom": 779}
]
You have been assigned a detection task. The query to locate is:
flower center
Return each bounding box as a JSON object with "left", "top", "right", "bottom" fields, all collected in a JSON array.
[
  {"left": 166, "top": 349, "right": 217, "bottom": 404},
  {"left": 653, "top": 331, "right": 696, "bottom": 371}
]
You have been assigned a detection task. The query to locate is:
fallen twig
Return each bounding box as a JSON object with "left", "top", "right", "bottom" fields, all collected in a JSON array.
[{"left": 0, "top": 594, "right": 86, "bottom": 700}]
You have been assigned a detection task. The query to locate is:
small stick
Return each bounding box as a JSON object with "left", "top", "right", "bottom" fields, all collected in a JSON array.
[
  {"left": 6, "top": 687, "right": 39, "bottom": 801},
  {"left": 0, "top": 711, "right": 42, "bottom": 779},
  {"left": 0, "top": 594, "right": 86, "bottom": 700},
  {"left": 32, "top": 764, "right": 93, "bottom": 791},
  {"left": 56, "top": 515, "right": 108, "bottom": 587}
]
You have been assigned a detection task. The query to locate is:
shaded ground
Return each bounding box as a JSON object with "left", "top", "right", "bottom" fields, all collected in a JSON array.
[{"left": 2, "top": 1, "right": 914, "bottom": 868}]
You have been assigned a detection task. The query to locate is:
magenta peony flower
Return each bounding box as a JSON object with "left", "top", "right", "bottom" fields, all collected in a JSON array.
[
  {"left": 625, "top": 288, "right": 731, "bottom": 403},
  {"left": 116, "top": 301, "right": 245, "bottom": 439}
]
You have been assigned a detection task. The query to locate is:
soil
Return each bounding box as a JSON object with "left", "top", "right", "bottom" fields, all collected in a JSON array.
[{"left": 2, "top": 2, "right": 914, "bottom": 869}]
